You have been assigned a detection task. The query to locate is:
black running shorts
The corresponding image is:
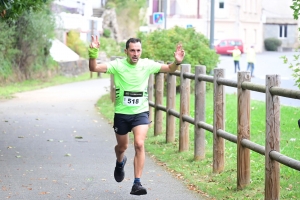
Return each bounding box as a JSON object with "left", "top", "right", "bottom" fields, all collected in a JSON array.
[{"left": 113, "top": 111, "right": 150, "bottom": 135}]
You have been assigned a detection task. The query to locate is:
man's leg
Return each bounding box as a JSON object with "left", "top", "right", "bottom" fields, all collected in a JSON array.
[
  {"left": 114, "top": 133, "right": 129, "bottom": 182},
  {"left": 115, "top": 133, "right": 129, "bottom": 163},
  {"left": 132, "top": 124, "right": 148, "bottom": 179},
  {"left": 130, "top": 124, "right": 148, "bottom": 195}
]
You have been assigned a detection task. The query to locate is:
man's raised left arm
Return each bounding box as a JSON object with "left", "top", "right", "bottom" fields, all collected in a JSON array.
[{"left": 160, "top": 43, "right": 185, "bottom": 73}]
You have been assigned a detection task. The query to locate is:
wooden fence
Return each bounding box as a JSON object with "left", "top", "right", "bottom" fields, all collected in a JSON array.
[{"left": 109, "top": 64, "right": 300, "bottom": 199}]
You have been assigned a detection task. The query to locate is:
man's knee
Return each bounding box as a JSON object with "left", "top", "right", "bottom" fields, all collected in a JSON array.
[
  {"left": 134, "top": 141, "right": 145, "bottom": 152},
  {"left": 116, "top": 143, "right": 128, "bottom": 152}
]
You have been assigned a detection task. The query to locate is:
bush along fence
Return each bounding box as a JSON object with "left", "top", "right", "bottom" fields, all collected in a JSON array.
[{"left": 109, "top": 60, "right": 300, "bottom": 199}]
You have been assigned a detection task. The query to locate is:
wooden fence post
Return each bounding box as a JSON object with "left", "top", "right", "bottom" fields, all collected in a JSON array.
[
  {"left": 179, "top": 64, "right": 191, "bottom": 152},
  {"left": 194, "top": 65, "right": 206, "bottom": 160},
  {"left": 213, "top": 68, "right": 225, "bottom": 173},
  {"left": 265, "top": 75, "right": 280, "bottom": 200},
  {"left": 237, "top": 71, "right": 251, "bottom": 189},
  {"left": 166, "top": 69, "right": 176, "bottom": 143},
  {"left": 148, "top": 74, "right": 154, "bottom": 127},
  {"left": 154, "top": 71, "right": 164, "bottom": 136}
]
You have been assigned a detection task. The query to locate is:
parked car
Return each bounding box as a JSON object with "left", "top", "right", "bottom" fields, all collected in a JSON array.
[{"left": 214, "top": 39, "right": 244, "bottom": 55}]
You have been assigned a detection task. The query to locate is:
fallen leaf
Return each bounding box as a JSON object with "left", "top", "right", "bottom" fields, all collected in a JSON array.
[
  {"left": 75, "top": 136, "right": 83, "bottom": 139},
  {"left": 39, "top": 191, "right": 49, "bottom": 195}
]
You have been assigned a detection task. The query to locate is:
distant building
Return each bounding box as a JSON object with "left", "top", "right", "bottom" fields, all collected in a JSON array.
[
  {"left": 145, "top": 0, "right": 299, "bottom": 52},
  {"left": 52, "top": 0, "right": 103, "bottom": 44},
  {"left": 262, "top": 0, "right": 298, "bottom": 51}
]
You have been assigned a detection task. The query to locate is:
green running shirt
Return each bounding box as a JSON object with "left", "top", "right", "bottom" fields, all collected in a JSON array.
[{"left": 106, "top": 58, "right": 161, "bottom": 114}]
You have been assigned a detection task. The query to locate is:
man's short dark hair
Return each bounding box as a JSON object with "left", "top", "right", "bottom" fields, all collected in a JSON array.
[{"left": 126, "top": 38, "right": 141, "bottom": 49}]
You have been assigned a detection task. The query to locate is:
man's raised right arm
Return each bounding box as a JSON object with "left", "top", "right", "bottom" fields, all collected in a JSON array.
[
  {"left": 88, "top": 35, "right": 108, "bottom": 73},
  {"left": 89, "top": 58, "right": 108, "bottom": 73}
]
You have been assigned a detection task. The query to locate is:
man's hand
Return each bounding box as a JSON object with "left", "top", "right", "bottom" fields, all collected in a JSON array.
[
  {"left": 174, "top": 43, "right": 185, "bottom": 64},
  {"left": 90, "top": 35, "right": 100, "bottom": 49}
]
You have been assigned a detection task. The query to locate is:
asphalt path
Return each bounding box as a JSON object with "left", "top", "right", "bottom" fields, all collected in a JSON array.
[
  {"left": 217, "top": 51, "right": 300, "bottom": 107},
  {"left": 0, "top": 79, "right": 203, "bottom": 200}
]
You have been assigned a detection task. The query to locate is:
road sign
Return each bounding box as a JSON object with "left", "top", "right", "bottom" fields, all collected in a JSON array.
[
  {"left": 186, "top": 24, "right": 193, "bottom": 28},
  {"left": 153, "top": 12, "right": 164, "bottom": 25}
]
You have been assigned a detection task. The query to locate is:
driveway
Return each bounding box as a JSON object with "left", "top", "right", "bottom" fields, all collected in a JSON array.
[{"left": 0, "top": 78, "right": 203, "bottom": 200}]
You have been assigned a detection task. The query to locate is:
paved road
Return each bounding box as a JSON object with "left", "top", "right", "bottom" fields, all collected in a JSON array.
[
  {"left": 217, "top": 51, "right": 300, "bottom": 107},
  {"left": 0, "top": 79, "right": 203, "bottom": 200}
]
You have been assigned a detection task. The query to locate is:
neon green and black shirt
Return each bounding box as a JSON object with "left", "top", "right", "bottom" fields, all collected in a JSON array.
[{"left": 106, "top": 58, "right": 161, "bottom": 114}]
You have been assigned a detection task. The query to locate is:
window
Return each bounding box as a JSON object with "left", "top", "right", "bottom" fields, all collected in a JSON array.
[
  {"left": 219, "top": 41, "right": 227, "bottom": 47},
  {"left": 279, "top": 25, "right": 287, "bottom": 38},
  {"left": 219, "top": 0, "right": 224, "bottom": 9}
]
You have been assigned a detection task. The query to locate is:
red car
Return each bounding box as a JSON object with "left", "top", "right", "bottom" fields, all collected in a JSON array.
[{"left": 214, "top": 39, "right": 244, "bottom": 55}]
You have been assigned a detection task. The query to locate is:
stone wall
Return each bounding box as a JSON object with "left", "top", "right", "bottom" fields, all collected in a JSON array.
[{"left": 58, "top": 59, "right": 89, "bottom": 76}]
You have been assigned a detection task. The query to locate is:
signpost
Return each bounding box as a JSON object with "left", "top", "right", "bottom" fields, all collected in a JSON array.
[{"left": 153, "top": 12, "right": 164, "bottom": 26}]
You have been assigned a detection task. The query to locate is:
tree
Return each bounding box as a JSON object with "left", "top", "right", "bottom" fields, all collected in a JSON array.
[
  {"left": 14, "top": 7, "right": 56, "bottom": 80},
  {"left": 0, "top": 0, "right": 51, "bottom": 22},
  {"left": 281, "top": 0, "right": 300, "bottom": 88}
]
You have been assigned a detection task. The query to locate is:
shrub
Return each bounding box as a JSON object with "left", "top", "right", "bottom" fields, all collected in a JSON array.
[
  {"left": 264, "top": 37, "right": 282, "bottom": 51},
  {"left": 103, "top": 28, "right": 111, "bottom": 38},
  {"left": 137, "top": 26, "right": 219, "bottom": 74},
  {"left": 66, "top": 30, "right": 88, "bottom": 59}
]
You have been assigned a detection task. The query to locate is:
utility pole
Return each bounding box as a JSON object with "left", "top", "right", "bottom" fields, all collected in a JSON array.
[
  {"left": 210, "top": 0, "right": 215, "bottom": 49},
  {"left": 163, "top": 0, "right": 167, "bottom": 29}
]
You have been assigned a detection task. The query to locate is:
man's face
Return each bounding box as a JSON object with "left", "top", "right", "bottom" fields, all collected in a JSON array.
[{"left": 125, "top": 42, "right": 142, "bottom": 65}]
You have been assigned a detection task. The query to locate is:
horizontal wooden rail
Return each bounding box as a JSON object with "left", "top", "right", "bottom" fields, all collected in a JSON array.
[
  {"left": 182, "top": 115, "right": 195, "bottom": 124},
  {"left": 197, "top": 121, "right": 213, "bottom": 132},
  {"left": 197, "top": 74, "right": 214, "bottom": 83},
  {"left": 241, "top": 81, "right": 266, "bottom": 93},
  {"left": 217, "top": 129, "right": 237, "bottom": 143},
  {"left": 240, "top": 139, "right": 265, "bottom": 156},
  {"left": 270, "top": 86, "right": 300, "bottom": 99},
  {"left": 183, "top": 72, "right": 195, "bottom": 79},
  {"left": 217, "top": 77, "right": 238, "bottom": 88},
  {"left": 169, "top": 70, "right": 181, "bottom": 76},
  {"left": 156, "top": 104, "right": 167, "bottom": 112},
  {"left": 269, "top": 151, "right": 300, "bottom": 171},
  {"left": 168, "top": 109, "right": 180, "bottom": 118}
]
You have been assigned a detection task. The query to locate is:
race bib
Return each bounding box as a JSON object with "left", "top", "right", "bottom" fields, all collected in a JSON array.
[{"left": 123, "top": 91, "right": 143, "bottom": 106}]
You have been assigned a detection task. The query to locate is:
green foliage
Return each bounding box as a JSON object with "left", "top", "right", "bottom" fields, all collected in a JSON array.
[
  {"left": 0, "top": 0, "right": 52, "bottom": 22},
  {"left": 138, "top": 26, "right": 219, "bottom": 74},
  {"left": 0, "top": 20, "right": 18, "bottom": 79},
  {"left": 99, "top": 37, "right": 124, "bottom": 57},
  {"left": 66, "top": 30, "right": 88, "bottom": 59},
  {"left": 291, "top": 0, "right": 300, "bottom": 20},
  {"left": 264, "top": 37, "right": 282, "bottom": 51},
  {"left": 14, "top": 7, "right": 56, "bottom": 79},
  {"left": 107, "top": 0, "right": 146, "bottom": 13},
  {"left": 281, "top": 54, "right": 300, "bottom": 88},
  {"left": 283, "top": 1, "right": 300, "bottom": 89},
  {"left": 103, "top": 28, "right": 111, "bottom": 38}
]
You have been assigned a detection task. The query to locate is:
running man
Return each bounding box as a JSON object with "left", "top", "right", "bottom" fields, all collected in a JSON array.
[{"left": 88, "top": 36, "right": 185, "bottom": 195}]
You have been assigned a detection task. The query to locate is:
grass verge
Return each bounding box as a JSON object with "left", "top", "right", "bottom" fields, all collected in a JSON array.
[
  {"left": 0, "top": 72, "right": 107, "bottom": 99},
  {"left": 96, "top": 92, "right": 300, "bottom": 200}
]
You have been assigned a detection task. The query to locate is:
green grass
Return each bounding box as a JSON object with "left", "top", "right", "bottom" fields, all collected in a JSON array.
[
  {"left": 0, "top": 72, "right": 108, "bottom": 99},
  {"left": 96, "top": 92, "right": 300, "bottom": 200}
]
